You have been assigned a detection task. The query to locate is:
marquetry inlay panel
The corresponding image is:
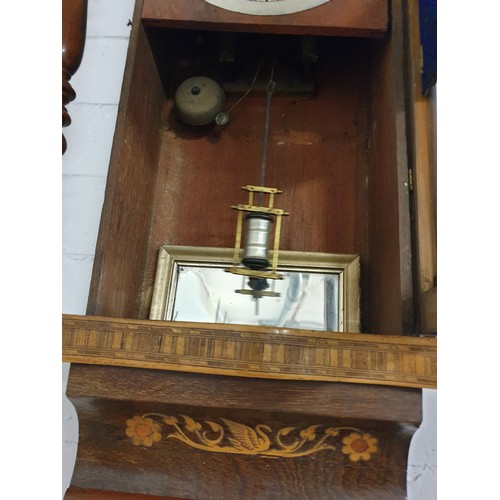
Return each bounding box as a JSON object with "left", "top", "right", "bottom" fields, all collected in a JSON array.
[
  {"left": 63, "top": 315, "right": 436, "bottom": 388},
  {"left": 125, "top": 413, "right": 379, "bottom": 460}
]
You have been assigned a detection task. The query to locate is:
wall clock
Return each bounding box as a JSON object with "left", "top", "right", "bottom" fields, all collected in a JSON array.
[{"left": 204, "top": 0, "right": 330, "bottom": 16}]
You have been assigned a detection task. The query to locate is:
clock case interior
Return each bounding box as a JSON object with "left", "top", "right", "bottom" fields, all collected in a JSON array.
[{"left": 87, "top": 1, "right": 417, "bottom": 337}]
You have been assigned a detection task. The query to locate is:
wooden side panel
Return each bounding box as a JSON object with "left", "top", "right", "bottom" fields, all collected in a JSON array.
[
  {"left": 86, "top": 1, "right": 165, "bottom": 318},
  {"left": 404, "top": 0, "right": 437, "bottom": 335},
  {"left": 142, "top": 0, "right": 388, "bottom": 37},
  {"left": 367, "top": 0, "right": 414, "bottom": 334}
]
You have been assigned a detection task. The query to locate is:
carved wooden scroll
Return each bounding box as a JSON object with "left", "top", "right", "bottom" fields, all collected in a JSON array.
[{"left": 62, "top": 0, "right": 88, "bottom": 154}]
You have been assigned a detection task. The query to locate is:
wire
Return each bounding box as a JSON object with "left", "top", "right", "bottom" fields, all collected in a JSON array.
[{"left": 226, "top": 56, "right": 265, "bottom": 116}]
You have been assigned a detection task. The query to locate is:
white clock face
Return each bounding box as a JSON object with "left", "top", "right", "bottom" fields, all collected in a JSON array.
[{"left": 204, "top": 0, "right": 330, "bottom": 16}]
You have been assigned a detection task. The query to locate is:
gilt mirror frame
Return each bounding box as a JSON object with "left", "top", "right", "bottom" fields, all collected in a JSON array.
[{"left": 150, "top": 245, "right": 360, "bottom": 333}]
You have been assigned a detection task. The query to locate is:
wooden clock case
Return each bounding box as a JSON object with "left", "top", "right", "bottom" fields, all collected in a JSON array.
[{"left": 63, "top": 1, "right": 436, "bottom": 498}]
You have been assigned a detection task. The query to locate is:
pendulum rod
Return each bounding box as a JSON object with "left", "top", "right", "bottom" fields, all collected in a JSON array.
[{"left": 258, "top": 62, "right": 276, "bottom": 206}]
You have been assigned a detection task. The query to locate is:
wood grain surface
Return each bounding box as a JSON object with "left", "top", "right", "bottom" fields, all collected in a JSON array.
[
  {"left": 65, "top": 487, "right": 181, "bottom": 499},
  {"left": 86, "top": 0, "right": 165, "bottom": 319},
  {"left": 67, "top": 364, "right": 423, "bottom": 423},
  {"left": 142, "top": 0, "right": 388, "bottom": 37},
  {"left": 63, "top": 314, "right": 436, "bottom": 389},
  {"left": 404, "top": 0, "right": 437, "bottom": 335},
  {"left": 66, "top": 364, "right": 421, "bottom": 499},
  {"left": 134, "top": 30, "right": 372, "bottom": 322},
  {"left": 366, "top": 0, "right": 415, "bottom": 335},
  {"left": 85, "top": 2, "right": 416, "bottom": 335}
]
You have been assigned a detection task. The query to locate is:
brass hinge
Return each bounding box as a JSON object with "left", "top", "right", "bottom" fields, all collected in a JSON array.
[{"left": 408, "top": 168, "right": 414, "bottom": 192}]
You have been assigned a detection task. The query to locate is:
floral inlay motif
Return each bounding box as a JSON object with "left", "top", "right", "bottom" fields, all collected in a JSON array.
[
  {"left": 125, "top": 413, "right": 378, "bottom": 461},
  {"left": 125, "top": 416, "right": 162, "bottom": 447},
  {"left": 341, "top": 432, "right": 378, "bottom": 461}
]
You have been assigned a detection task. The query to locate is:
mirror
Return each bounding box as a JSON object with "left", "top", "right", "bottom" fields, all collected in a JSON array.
[
  {"left": 173, "top": 266, "right": 339, "bottom": 330},
  {"left": 150, "top": 246, "right": 360, "bottom": 332}
]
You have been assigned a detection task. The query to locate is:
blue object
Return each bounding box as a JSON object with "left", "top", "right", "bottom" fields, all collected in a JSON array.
[{"left": 419, "top": 0, "right": 437, "bottom": 95}]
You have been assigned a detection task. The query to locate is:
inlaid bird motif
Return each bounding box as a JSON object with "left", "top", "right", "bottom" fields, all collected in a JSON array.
[
  {"left": 221, "top": 417, "right": 272, "bottom": 453},
  {"left": 128, "top": 413, "right": 377, "bottom": 460}
]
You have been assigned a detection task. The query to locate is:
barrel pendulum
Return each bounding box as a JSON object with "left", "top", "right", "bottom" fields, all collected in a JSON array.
[{"left": 227, "top": 185, "right": 289, "bottom": 303}]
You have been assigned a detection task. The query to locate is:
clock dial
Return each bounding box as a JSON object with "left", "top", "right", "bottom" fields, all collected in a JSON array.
[{"left": 204, "top": 0, "right": 330, "bottom": 16}]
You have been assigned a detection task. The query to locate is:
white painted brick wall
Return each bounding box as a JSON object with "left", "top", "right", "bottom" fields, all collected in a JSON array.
[{"left": 62, "top": 1, "right": 437, "bottom": 497}]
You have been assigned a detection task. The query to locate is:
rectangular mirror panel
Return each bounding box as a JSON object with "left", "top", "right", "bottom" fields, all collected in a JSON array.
[{"left": 172, "top": 265, "right": 340, "bottom": 331}]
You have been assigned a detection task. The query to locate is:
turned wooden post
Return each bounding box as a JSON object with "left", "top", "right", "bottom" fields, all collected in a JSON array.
[{"left": 62, "top": 0, "right": 88, "bottom": 154}]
